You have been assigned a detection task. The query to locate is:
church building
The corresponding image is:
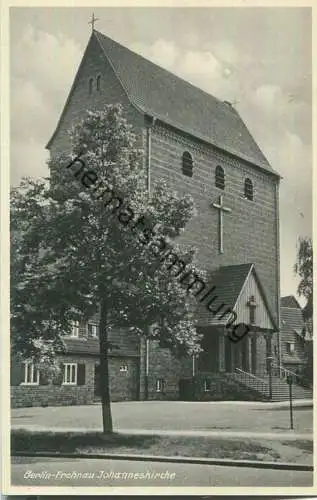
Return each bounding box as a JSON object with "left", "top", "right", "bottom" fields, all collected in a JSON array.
[{"left": 11, "top": 28, "right": 285, "bottom": 407}]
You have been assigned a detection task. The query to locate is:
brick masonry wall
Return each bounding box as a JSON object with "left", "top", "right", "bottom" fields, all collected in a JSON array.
[
  {"left": 194, "top": 373, "right": 269, "bottom": 401},
  {"left": 44, "top": 34, "right": 281, "bottom": 397},
  {"left": 11, "top": 353, "right": 140, "bottom": 408},
  {"left": 48, "top": 34, "right": 145, "bottom": 158},
  {"left": 149, "top": 123, "right": 279, "bottom": 326},
  {"left": 147, "top": 340, "right": 192, "bottom": 400},
  {"left": 108, "top": 357, "right": 139, "bottom": 401},
  {"left": 255, "top": 333, "right": 269, "bottom": 374},
  {"left": 11, "top": 355, "right": 95, "bottom": 408}
]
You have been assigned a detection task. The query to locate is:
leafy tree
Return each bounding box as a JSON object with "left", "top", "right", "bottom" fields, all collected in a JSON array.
[
  {"left": 294, "top": 236, "right": 313, "bottom": 333},
  {"left": 11, "top": 104, "right": 203, "bottom": 432},
  {"left": 294, "top": 237, "right": 313, "bottom": 302},
  {"left": 294, "top": 236, "right": 313, "bottom": 384}
]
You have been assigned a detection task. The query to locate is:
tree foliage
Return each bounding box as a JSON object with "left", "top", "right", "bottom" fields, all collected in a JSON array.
[
  {"left": 294, "top": 236, "right": 313, "bottom": 303},
  {"left": 294, "top": 236, "right": 313, "bottom": 334},
  {"left": 294, "top": 236, "right": 313, "bottom": 382},
  {"left": 11, "top": 104, "right": 203, "bottom": 431}
]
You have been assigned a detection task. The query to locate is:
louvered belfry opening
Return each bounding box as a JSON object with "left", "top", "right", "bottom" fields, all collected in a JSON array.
[
  {"left": 182, "top": 151, "right": 193, "bottom": 177},
  {"left": 215, "top": 165, "right": 225, "bottom": 190}
]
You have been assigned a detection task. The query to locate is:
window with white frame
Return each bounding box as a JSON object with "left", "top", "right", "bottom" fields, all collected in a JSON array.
[
  {"left": 22, "top": 362, "right": 39, "bottom": 385},
  {"left": 156, "top": 378, "right": 165, "bottom": 392},
  {"left": 286, "top": 342, "right": 295, "bottom": 355},
  {"left": 63, "top": 363, "right": 77, "bottom": 385},
  {"left": 203, "top": 378, "right": 211, "bottom": 392},
  {"left": 87, "top": 323, "right": 98, "bottom": 338},
  {"left": 71, "top": 320, "right": 80, "bottom": 337},
  {"left": 119, "top": 365, "right": 128, "bottom": 372}
]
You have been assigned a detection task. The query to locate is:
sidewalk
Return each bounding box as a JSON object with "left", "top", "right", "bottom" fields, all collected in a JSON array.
[{"left": 11, "top": 424, "right": 313, "bottom": 440}]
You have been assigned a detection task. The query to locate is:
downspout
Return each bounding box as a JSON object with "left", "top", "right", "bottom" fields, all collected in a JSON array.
[
  {"left": 144, "top": 338, "right": 149, "bottom": 400},
  {"left": 146, "top": 115, "right": 156, "bottom": 193},
  {"left": 143, "top": 115, "right": 156, "bottom": 399},
  {"left": 275, "top": 177, "right": 282, "bottom": 376}
]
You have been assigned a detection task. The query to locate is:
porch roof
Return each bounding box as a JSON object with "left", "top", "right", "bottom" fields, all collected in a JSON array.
[{"left": 196, "top": 263, "right": 278, "bottom": 331}]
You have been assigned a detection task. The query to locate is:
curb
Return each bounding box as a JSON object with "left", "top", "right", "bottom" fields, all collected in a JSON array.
[{"left": 13, "top": 451, "right": 313, "bottom": 471}]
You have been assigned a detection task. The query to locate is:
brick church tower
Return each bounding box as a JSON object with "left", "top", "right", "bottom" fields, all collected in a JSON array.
[{"left": 44, "top": 29, "right": 281, "bottom": 403}]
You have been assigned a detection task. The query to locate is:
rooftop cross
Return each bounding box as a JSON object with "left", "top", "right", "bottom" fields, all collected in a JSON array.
[{"left": 89, "top": 12, "right": 99, "bottom": 31}]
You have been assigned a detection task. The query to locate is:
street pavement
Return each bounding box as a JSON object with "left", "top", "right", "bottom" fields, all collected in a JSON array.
[{"left": 10, "top": 456, "right": 313, "bottom": 487}]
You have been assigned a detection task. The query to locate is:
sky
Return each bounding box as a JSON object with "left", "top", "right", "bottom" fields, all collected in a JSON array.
[{"left": 10, "top": 7, "right": 312, "bottom": 304}]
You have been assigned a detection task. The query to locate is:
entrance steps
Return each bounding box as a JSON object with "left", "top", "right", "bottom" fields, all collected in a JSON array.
[
  {"left": 260, "top": 374, "right": 313, "bottom": 401},
  {"left": 231, "top": 369, "right": 313, "bottom": 402}
]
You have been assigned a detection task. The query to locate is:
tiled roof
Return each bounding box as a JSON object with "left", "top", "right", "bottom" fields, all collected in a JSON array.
[
  {"left": 63, "top": 337, "right": 139, "bottom": 357},
  {"left": 197, "top": 263, "right": 252, "bottom": 326},
  {"left": 208, "top": 263, "right": 253, "bottom": 311},
  {"left": 63, "top": 338, "right": 99, "bottom": 355},
  {"left": 196, "top": 263, "right": 276, "bottom": 329},
  {"left": 281, "top": 307, "right": 305, "bottom": 338},
  {"left": 281, "top": 295, "right": 301, "bottom": 308},
  {"left": 91, "top": 30, "right": 278, "bottom": 176}
]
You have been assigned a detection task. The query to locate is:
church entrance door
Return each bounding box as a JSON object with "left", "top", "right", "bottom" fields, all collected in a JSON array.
[{"left": 179, "top": 379, "right": 195, "bottom": 401}]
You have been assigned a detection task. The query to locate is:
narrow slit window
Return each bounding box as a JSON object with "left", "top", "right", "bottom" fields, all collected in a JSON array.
[
  {"left": 89, "top": 78, "right": 93, "bottom": 95},
  {"left": 244, "top": 178, "right": 254, "bottom": 200},
  {"left": 96, "top": 75, "right": 101, "bottom": 91}
]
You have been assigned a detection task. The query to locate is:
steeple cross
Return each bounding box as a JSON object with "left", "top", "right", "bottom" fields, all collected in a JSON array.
[
  {"left": 212, "top": 195, "right": 232, "bottom": 254},
  {"left": 89, "top": 12, "right": 99, "bottom": 31}
]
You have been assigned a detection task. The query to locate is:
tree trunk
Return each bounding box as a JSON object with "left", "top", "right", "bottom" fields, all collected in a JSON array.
[{"left": 99, "top": 299, "right": 113, "bottom": 433}]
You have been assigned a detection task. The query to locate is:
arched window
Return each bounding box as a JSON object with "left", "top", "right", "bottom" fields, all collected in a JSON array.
[
  {"left": 182, "top": 151, "right": 193, "bottom": 177},
  {"left": 89, "top": 78, "right": 93, "bottom": 95},
  {"left": 215, "top": 165, "right": 225, "bottom": 190},
  {"left": 244, "top": 178, "right": 253, "bottom": 200},
  {"left": 96, "top": 75, "right": 101, "bottom": 91}
]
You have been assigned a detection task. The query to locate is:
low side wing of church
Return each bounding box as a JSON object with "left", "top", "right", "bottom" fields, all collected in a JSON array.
[{"left": 11, "top": 29, "right": 312, "bottom": 407}]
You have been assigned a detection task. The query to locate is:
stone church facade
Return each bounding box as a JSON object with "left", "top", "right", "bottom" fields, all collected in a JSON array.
[{"left": 11, "top": 29, "right": 282, "bottom": 407}]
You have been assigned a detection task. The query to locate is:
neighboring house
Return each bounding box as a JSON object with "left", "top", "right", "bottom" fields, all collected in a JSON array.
[
  {"left": 11, "top": 29, "right": 281, "bottom": 407},
  {"left": 280, "top": 295, "right": 306, "bottom": 371},
  {"left": 11, "top": 317, "right": 141, "bottom": 407}
]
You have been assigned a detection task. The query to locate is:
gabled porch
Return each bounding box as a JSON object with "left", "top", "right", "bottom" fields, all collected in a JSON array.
[{"left": 194, "top": 263, "right": 279, "bottom": 400}]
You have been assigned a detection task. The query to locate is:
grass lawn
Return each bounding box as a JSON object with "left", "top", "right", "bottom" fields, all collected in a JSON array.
[
  {"left": 11, "top": 429, "right": 313, "bottom": 464},
  {"left": 281, "top": 440, "right": 313, "bottom": 453}
]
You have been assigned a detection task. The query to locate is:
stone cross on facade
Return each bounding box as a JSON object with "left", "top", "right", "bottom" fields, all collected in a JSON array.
[
  {"left": 89, "top": 12, "right": 99, "bottom": 31},
  {"left": 247, "top": 295, "right": 257, "bottom": 325},
  {"left": 212, "top": 195, "right": 232, "bottom": 254}
]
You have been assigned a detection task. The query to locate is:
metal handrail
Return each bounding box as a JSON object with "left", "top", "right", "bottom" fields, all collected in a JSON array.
[
  {"left": 234, "top": 368, "right": 269, "bottom": 396},
  {"left": 271, "top": 362, "right": 302, "bottom": 384},
  {"left": 235, "top": 368, "right": 266, "bottom": 384}
]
